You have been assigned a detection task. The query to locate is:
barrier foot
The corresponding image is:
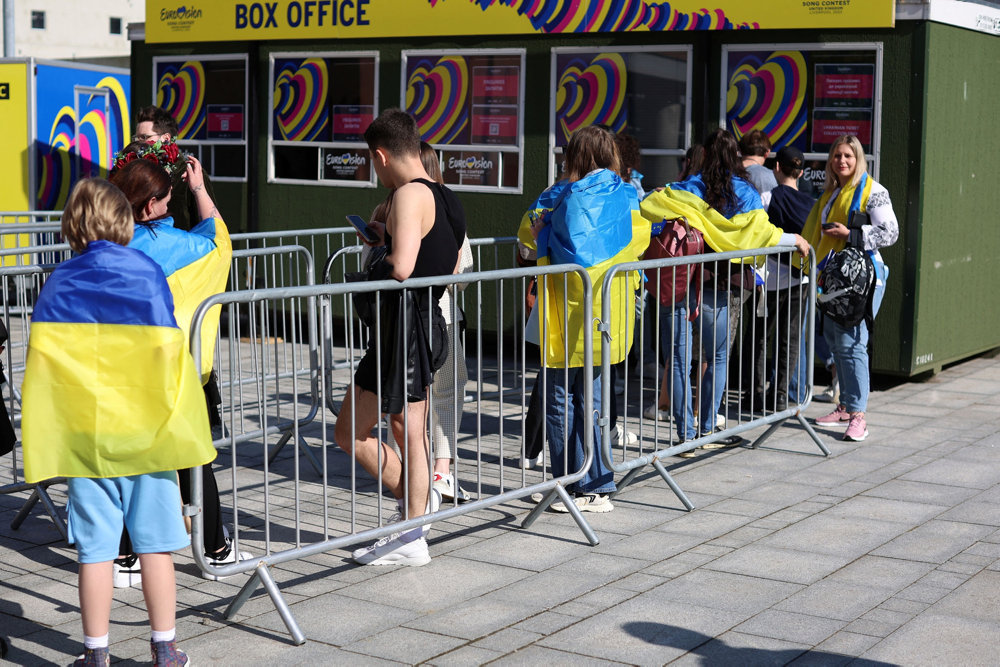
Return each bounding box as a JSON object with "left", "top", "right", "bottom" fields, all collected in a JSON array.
[
  {"left": 520, "top": 486, "right": 599, "bottom": 546},
  {"left": 609, "top": 466, "right": 643, "bottom": 498},
  {"left": 652, "top": 458, "right": 695, "bottom": 511},
  {"left": 749, "top": 420, "right": 784, "bottom": 450},
  {"left": 796, "top": 413, "right": 832, "bottom": 456},
  {"left": 11, "top": 484, "right": 68, "bottom": 541},
  {"left": 268, "top": 432, "right": 323, "bottom": 476},
  {"left": 225, "top": 561, "right": 306, "bottom": 645}
]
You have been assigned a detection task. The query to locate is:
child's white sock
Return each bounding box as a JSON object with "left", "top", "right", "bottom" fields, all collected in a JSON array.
[
  {"left": 150, "top": 628, "right": 176, "bottom": 643},
  {"left": 84, "top": 633, "right": 109, "bottom": 649}
]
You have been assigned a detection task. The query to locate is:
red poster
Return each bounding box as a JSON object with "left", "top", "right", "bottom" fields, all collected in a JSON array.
[
  {"left": 206, "top": 104, "right": 244, "bottom": 139},
  {"left": 472, "top": 65, "right": 519, "bottom": 105},
  {"left": 332, "top": 104, "right": 374, "bottom": 142},
  {"left": 811, "top": 110, "right": 872, "bottom": 152},
  {"left": 471, "top": 105, "right": 518, "bottom": 145},
  {"left": 814, "top": 64, "right": 874, "bottom": 109}
]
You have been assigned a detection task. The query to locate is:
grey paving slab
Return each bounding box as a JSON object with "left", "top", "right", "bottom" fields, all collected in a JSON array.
[
  {"left": 773, "top": 580, "right": 896, "bottom": 622},
  {"left": 860, "top": 613, "right": 1000, "bottom": 666},
  {"left": 669, "top": 631, "right": 811, "bottom": 666},
  {"left": 704, "top": 544, "right": 852, "bottom": 585},
  {"left": 645, "top": 569, "right": 803, "bottom": 616},
  {"left": 757, "top": 514, "right": 908, "bottom": 559},
  {"left": 861, "top": 479, "right": 980, "bottom": 506},
  {"left": 733, "top": 609, "right": 846, "bottom": 645},
  {"left": 870, "top": 519, "right": 994, "bottom": 563},
  {"left": 342, "top": 626, "right": 469, "bottom": 663}
]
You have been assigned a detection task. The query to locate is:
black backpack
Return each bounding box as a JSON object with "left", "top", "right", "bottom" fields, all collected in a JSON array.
[{"left": 818, "top": 246, "right": 876, "bottom": 329}]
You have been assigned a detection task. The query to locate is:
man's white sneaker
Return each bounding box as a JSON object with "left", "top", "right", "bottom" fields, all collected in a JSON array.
[
  {"left": 433, "top": 472, "right": 472, "bottom": 502},
  {"left": 643, "top": 404, "right": 670, "bottom": 421},
  {"left": 609, "top": 424, "right": 638, "bottom": 447},
  {"left": 551, "top": 493, "right": 614, "bottom": 513},
  {"left": 113, "top": 554, "right": 141, "bottom": 588},
  {"left": 352, "top": 534, "right": 431, "bottom": 566}
]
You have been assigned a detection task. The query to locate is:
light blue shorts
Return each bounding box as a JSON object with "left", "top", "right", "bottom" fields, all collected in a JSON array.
[{"left": 67, "top": 472, "right": 190, "bottom": 564}]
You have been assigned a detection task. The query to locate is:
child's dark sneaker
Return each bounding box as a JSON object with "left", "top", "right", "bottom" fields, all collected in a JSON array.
[{"left": 150, "top": 639, "right": 190, "bottom": 667}]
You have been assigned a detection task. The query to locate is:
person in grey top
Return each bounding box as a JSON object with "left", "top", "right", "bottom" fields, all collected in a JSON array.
[{"left": 739, "top": 129, "right": 777, "bottom": 195}]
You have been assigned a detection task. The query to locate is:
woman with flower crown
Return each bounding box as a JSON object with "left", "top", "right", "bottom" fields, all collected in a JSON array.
[{"left": 108, "top": 153, "right": 243, "bottom": 586}]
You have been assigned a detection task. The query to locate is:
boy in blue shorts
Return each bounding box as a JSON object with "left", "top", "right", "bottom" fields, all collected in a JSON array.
[{"left": 20, "top": 178, "right": 217, "bottom": 666}]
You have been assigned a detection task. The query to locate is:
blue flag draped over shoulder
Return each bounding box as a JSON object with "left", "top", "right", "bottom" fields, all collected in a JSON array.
[
  {"left": 21, "top": 241, "right": 217, "bottom": 483},
  {"left": 129, "top": 215, "right": 232, "bottom": 384},
  {"left": 520, "top": 170, "right": 650, "bottom": 368}
]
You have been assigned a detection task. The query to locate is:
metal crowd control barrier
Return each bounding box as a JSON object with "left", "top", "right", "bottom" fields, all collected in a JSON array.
[
  {"left": 0, "top": 263, "right": 66, "bottom": 538},
  {"left": 188, "top": 263, "right": 596, "bottom": 644},
  {"left": 599, "top": 244, "right": 828, "bottom": 510}
]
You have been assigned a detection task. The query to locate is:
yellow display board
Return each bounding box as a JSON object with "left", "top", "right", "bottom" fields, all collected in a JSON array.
[
  {"left": 146, "top": 0, "right": 895, "bottom": 44},
  {"left": 0, "top": 63, "right": 30, "bottom": 211}
]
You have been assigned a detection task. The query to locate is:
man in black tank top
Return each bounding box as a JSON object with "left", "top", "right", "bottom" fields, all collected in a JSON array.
[{"left": 334, "top": 109, "right": 463, "bottom": 567}]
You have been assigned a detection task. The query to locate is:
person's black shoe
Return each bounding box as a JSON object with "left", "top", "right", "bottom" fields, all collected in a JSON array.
[
  {"left": 774, "top": 392, "right": 788, "bottom": 412},
  {"left": 700, "top": 428, "right": 744, "bottom": 449}
]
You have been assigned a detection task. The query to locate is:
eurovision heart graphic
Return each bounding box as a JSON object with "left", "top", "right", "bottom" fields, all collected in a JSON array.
[
  {"left": 556, "top": 52, "right": 627, "bottom": 145},
  {"left": 156, "top": 61, "right": 205, "bottom": 140},
  {"left": 429, "top": 0, "right": 759, "bottom": 32},
  {"left": 406, "top": 56, "right": 469, "bottom": 145},
  {"left": 273, "top": 58, "right": 330, "bottom": 142},
  {"left": 726, "top": 50, "right": 807, "bottom": 148}
]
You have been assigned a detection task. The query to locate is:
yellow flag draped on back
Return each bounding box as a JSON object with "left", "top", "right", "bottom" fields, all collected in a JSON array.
[
  {"left": 798, "top": 173, "right": 873, "bottom": 272},
  {"left": 522, "top": 171, "right": 650, "bottom": 368},
  {"left": 21, "top": 241, "right": 217, "bottom": 483}
]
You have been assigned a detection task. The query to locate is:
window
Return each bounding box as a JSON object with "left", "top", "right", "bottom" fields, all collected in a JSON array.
[
  {"left": 720, "top": 43, "right": 883, "bottom": 192},
  {"left": 402, "top": 49, "right": 525, "bottom": 194},
  {"left": 110, "top": 17, "right": 123, "bottom": 35},
  {"left": 152, "top": 55, "right": 249, "bottom": 182},
  {"left": 268, "top": 52, "right": 379, "bottom": 187},
  {"left": 549, "top": 47, "right": 692, "bottom": 187},
  {"left": 31, "top": 11, "right": 45, "bottom": 29}
]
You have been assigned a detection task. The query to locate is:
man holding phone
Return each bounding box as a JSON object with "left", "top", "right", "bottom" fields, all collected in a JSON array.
[{"left": 334, "top": 109, "right": 466, "bottom": 567}]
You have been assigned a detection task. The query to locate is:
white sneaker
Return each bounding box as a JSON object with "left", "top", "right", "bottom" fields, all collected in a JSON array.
[
  {"left": 433, "top": 472, "right": 473, "bottom": 502},
  {"left": 202, "top": 539, "right": 252, "bottom": 581},
  {"left": 609, "top": 424, "right": 638, "bottom": 447},
  {"left": 352, "top": 534, "right": 431, "bottom": 566},
  {"left": 643, "top": 404, "right": 670, "bottom": 421},
  {"left": 815, "top": 384, "right": 840, "bottom": 404},
  {"left": 551, "top": 493, "right": 614, "bottom": 513},
  {"left": 113, "top": 555, "right": 141, "bottom": 588},
  {"left": 692, "top": 413, "right": 726, "bottom": 429},
  {"left": 522, "top": 452, "right": 542, "bottom": 469}
]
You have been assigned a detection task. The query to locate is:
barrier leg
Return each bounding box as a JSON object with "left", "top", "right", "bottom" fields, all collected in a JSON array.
[
  {"left": 748, "top": 420, "right": 785, "bottom": 450},
  {"left": 225, "top": 561, "right": 306, "bottom": 645},
  {"left": 11, "top": 483, "right": 68, "bottom": 541},
  {"left": 796, "top": 413, "right": 832, "bottom": 456},
  {"left": 520, "top": 485, "right": 599, "bottom": 546},
  {"left": 651, "top": 458, "right": 695, "bottom": 511},
  {"left": 268, "top": 431, "right": 323, "bottom": 475},
  {"left": 609, "top": 466, "right": 644, "bottom": 497}
]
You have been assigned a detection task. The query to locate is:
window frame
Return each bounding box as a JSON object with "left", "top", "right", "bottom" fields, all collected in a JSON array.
[
  {"left": 548, "top": 45, "right": 693, "bottom": 187},
  {"left": 110, "top": 17, "right": 123, "bottom": 35},
  {"left": 719, "top": 41, "right": 884, "bottom": 181},
  {"left": 31, "top": 10, "right": 45, "bottom": 30},
  {"left": 151, "top": 53, "right": 250, "bottom": 183},
  {"left": 400, "top": 47, "right": 526, "bottom": 195},
  {"left": 267, "top": 50, "right": 380, "bottom": 188}
]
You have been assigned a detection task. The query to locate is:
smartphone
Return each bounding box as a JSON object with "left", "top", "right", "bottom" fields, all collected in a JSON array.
[
  {"left": 821, "top": 222, "right": 836, "bottom": 230},
  {"left": 346, "top": 214, "right": 380, "bottom": 244}
]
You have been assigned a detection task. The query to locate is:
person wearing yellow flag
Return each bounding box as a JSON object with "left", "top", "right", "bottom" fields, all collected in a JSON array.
[
  {"left": 21, "top": 178, "right": 214, "bottom": 666},
  {"left": 520, "top": 125, "right": 650, "bottom": 512},
  {"left": 805, "top": 135, "right": 898, "bottom": 442},
  {"left": 640, "top": 129, "right": 811, "bottom": 450}
]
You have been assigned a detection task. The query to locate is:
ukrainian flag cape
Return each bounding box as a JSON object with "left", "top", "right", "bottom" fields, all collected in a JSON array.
[
  {"left": 799, "top": 172, "right": 872, "bottom": 272},
  {"left": 639, "top": 185, "right": 784, "bottom": 265},
  {"left": 21, "top": 241, "right": 217, "bottom": 483},
  {"left": 518, "top": 171, "right": 650, "bottom": 368},
  {"left": 129, "top": 215, "right": 232, "bottom": 383}
]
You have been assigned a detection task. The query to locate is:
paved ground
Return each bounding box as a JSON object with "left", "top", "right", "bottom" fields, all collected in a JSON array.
[{"left": 2, "top": 351, "right": 999, "bottom": 666}]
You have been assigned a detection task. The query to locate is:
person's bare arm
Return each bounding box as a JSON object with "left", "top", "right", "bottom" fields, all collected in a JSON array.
[
  {"left": 385, "top": 182, "right": 434, "bottom": 281},
  {"left": 186, "top": 156, "right": 220, "bottom": 221}
]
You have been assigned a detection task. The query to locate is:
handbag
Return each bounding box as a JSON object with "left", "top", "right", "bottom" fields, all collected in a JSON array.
[{"left": 345, "top": 245, "right": 390, "bottom": 328}]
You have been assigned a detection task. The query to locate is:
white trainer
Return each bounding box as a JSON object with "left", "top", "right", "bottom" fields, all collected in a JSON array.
[
  {"left": 433, "top": 472, "right": 473, "bottom": 502},
  {"left": 352, "top": 534, "right": 431, "bottom": 566},
  {"left": 610, "top": 424, "right": 638, "bottom": 447},
  {"left": 202, "top": 538, "right": 253, "bottom": 581},
  {"left": 112, "top": 555, "right": 141, "bottom": 588}
]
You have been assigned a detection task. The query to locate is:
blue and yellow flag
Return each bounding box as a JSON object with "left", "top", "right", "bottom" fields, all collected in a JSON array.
[
  {"left": 129, "top": 215, "right": 232, "bottom": 383},
  {"left": 519, "top": 171, "right": 650, "bottom": 368},
  {"left": 21, "top": 241, "right": 217, "bottom": 483}
]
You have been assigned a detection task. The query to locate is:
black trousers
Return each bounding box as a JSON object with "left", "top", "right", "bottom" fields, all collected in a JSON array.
[{"left": 753, "top": 288, "right": 804, "bottom": 398}]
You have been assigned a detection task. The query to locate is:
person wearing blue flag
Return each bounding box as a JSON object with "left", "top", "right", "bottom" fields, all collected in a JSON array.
[
  {"left": 22, "top": 178, "right": 214, "bottom": 667},
  {"left": 523, "top": 125, "right": 651, "bottom": 512}
]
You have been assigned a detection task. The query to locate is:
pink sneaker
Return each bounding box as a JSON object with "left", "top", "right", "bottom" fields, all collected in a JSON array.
[
  {"left": 843, "top": 413, "right": 868, "bottom": 441},
  {"left": 815, "top": 404, "right": 850, "bottom": 426}
]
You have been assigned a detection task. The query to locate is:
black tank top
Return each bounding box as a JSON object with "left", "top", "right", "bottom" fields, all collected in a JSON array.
[{"left": 384, "top": 178, "right": 466, "bottom": 280}]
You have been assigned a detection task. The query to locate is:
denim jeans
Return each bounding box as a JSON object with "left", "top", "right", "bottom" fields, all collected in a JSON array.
[
  {"left": 544, "top": 366, "right": 615, "bottom": 494},
  {"left": 695, "top": 290, "right": 730, "bottom": 436},
  {"left": 822, "top": 261, "right": 888, "bottom": 413},
  {"left": 658, "top": 302, "right": 696, "bottom": 440}
]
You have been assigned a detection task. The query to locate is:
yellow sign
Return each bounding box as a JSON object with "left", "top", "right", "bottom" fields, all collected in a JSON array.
[
  {"left": 146, "top": 0, "right": 895, "bottom": 43},
  {"left": 0, "top": 63, "right": 30, "bottom": 212}
]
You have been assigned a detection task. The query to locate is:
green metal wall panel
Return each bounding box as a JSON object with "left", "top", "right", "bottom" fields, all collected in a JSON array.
[{"left": 910, "top": 22, "right": 1000, "bottom": 374}]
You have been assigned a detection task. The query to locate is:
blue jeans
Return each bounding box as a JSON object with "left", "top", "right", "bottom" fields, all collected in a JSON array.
[
  {"left": 696, "top": 290, "right": 730, "bottom": 436},
  {"left": 544, "top": 366, "right": 615, "bottom": 494},
  {"left": 789, "top": 311, "right": 832, "bottom": 403},
  {"left": 822, "top": 261, "right": 888, "bottom": 413},
  {"left": 658, "top": 302, "right": 696, "bottom": 440}
]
